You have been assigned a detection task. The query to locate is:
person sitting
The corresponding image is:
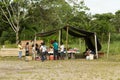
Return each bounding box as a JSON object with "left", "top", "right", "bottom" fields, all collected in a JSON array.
[
  {"left": 85, "top": 49, "right": 91, "bottom": 56},
  {"left": 85, "top": 49, "right": 94, "bottom": 60}
]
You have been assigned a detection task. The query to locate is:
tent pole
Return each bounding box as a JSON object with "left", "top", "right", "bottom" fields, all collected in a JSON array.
[
  {"left": 66, "top": 26, "right": 69, "bottom": 59},
  {"left": 58, "top": 30, "right": 61, "bottom": 47},
  {"left": 61, "top": 29, "right": 62, "bottom": 43},
  {"left": 34, "top": 33, "right": 36, "bottom": 47},
  {"left": 107, "top": 32, "right": 110, "bottom": 59},
  {"left": 94, "top": 32, "right": 98, "bottom": 59},
  {"left": 79, "top": 38, "right": 81, "bottom": 52}
]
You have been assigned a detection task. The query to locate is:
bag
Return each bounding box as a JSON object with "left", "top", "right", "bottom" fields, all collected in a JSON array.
[
  {"left": 25, "top": 56, "right": 32, "bottom": 61},
  {"left": 35, "top": 57, "right": 41, "bottom": 61}
]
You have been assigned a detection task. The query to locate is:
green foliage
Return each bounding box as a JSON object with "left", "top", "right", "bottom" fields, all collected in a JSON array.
[
  {"left": 0, "top": 30, "right": 16, "bottom": 45},
  {"left": 101, "top": 41, "right": 120, "bottom": 54},
  {"left": 111, "top": 33, "right": 120, "bottom": 41},
  {"left": 68, "top": 11, "right": 90, "bottom": 29},
  {"left": 113, "top": 10, "right": 120, "bottom": 32},
  {"left": 4, "top": 40, "right": 11, "bottom": 45},
  {"left": 0, "top": 0, "right": 119, "bottom": 46}
]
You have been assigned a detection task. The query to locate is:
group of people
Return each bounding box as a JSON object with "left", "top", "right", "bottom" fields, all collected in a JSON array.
[
  {"left": 17, "top": 40, "right": 65, "bottom": 62},
  {"left": 18, "top": 41, "right": 32, "bottom": 61}
]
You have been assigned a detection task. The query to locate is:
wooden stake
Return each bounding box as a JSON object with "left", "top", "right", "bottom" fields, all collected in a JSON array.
[
  {"left": 58, "top": 30, "right": 61, "bottom": 47},
  {"left": 66, "top": 26, "right": 69, "bottom": 59},
  {"left": 107, "top": 32, "right": 111, "bottom": 59}
]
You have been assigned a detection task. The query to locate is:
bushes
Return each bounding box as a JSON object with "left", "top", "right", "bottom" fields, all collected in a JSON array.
[{"left": 0, "top": 31, "right": 16, "bottom": 45}]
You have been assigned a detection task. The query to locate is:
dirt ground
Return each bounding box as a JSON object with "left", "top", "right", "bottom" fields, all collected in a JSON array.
[{"left": 0, "top": 59, "right": 120, "bottom": 80}]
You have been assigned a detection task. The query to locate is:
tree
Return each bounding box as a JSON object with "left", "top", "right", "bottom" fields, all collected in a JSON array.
[
  {"left": 25, "top": 0, "right": 73, "bottom": 31},
  {"left": 68, "top": 11, "right": 91, "bottom": 30},
  {"left": 0, "top": 0, "right": 91, "bottom": 44},
  {"left": 113, "top": 10, "right": 120, "bottom": 32},
  {"left": 22, "top": 0, "right": 90, "bottom": 43},
  {"left": 0, "top": 0, "right": 29, "bottom": 44},
  {"left": 65, "top": 0, "right": 90, "bottom": 30},
  {"left": 90, "top": 13, "right": 115, "bottom": 42},
  {"left": 92, "top": 13, "right": 115, "bottom": 33}
]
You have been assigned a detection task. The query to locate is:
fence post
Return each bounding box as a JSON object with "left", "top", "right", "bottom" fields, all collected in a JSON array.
[
  {"left": 65, "top": 26, "right": 69, "bottom": 59},
  {"left": 107, "top": 32, "right": 111, "bottom": 59}
]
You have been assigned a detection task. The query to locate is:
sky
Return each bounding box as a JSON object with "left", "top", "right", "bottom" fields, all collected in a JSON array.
[{"left": 84, "top": 0, "right": 120, "bottom": 14}]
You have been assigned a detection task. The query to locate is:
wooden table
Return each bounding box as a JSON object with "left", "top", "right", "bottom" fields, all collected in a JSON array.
[{"left": 67, "top": 50, "right": 76, "bottom": 59}]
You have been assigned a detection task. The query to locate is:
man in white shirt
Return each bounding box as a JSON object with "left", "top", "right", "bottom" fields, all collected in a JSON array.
[
  {"left": 60, "top": 42, "right": 64, "bottom": 60},
  {"left": 40, "top": 42, "right": 47, "bottom": 62}
]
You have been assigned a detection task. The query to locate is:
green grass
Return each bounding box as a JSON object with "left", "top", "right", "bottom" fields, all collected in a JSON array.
[
  {"left": 0, "top": 44, "right": 17, "bottom": 48},
  {"left": 101, "top": 41, "right": 120, "bottom": 54},
  {"left": 0, "top": 56, "right": 25, "bottom": 61},
  {"left": 69, "top": 40, "right": 120, "bottom": 55}
]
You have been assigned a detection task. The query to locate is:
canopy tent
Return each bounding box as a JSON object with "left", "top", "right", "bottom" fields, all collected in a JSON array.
[
  {"left": 36, "top": 26, "right": 102, "bottom": 52},
  {"left": 36, "top": 29, "right": 60, "bottom": 37}
]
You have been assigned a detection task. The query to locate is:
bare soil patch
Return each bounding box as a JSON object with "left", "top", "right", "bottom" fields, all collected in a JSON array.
[{"left": 0, "top": 59, "right": 120, "bottom": 80}]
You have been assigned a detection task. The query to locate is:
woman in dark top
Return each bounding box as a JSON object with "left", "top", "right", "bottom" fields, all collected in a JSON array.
[{"left": 25, "top": 42, "right": 29, "bottom": 56}]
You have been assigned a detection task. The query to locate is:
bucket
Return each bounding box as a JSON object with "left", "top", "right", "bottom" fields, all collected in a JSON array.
[
  {"left": 86, "top": 54, "right": 94, "bottom": 60},
  {"left": 86, "top": 56, "right": 89, "bottom": 60},
  {"left": 35, "top": 57, "right": 41, "bottom": 61},
  {"left": 49, "top": 55, "right": 54, "bottom": 60},
  {"left": 25, "top": 56, "right": 32, "bottom": 61}
]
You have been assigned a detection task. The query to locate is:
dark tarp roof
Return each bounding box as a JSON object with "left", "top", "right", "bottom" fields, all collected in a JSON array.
[
  {"left": 36, "top": 29, "right": 60, "bottom": 37},
  {"left": 63, "top": 26, "right": 94, "bottom": 38},
  {"left": 36, "top": 26, "right": 101, "bottom": 51}
]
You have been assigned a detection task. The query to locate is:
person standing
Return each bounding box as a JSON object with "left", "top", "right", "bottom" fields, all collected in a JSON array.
[
  {"left": 32, "top": 44, "right": 36, "bottom": 60},
  {"left": 40, "top": 42, "right": 47, "bottom": 62},
  {"left": 53, "top": 40, "right": 59, "bottom": 60},
  {"left": 18, "top": 41, "right": 23, "bottom": 59},
  {"left": 60, "top": 42, "right": 65, "bottom": 60},
  {"left": 35, "top": 43, "right": 40, "bottom": 56},
  {"left": 25, "top": 42, "right": 29, "bottom": 61}
]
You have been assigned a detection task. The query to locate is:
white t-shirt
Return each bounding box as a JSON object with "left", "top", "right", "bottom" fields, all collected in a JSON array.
[
  {"left": 40, "top": 45, "right": 47, "bottom": 52},
  {"left": 60, "top": 45, "right": 64, "bottom": 52},
  {"left": 32, "top": 46, "right": 36, "bottom": 54}
]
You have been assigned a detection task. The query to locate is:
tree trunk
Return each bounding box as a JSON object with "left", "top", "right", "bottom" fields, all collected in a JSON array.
[{"left": 16, "top": 31, "right": 19, "bottom": 44}]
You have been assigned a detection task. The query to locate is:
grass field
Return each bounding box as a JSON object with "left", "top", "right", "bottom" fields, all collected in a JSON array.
[{"left": 0, "top": 57, "right": 120, "bottom": 80}]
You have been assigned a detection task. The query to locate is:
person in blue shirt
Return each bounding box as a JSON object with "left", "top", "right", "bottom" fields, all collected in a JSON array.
[{"left": 53, "top": 40, "right": 59, "bottom": 60}]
